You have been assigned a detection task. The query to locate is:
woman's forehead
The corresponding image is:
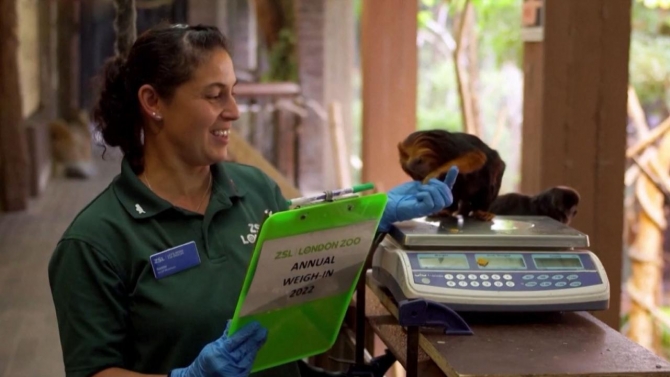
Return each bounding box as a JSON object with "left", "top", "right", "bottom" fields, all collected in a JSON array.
[{"left": 191, "top": 49, "right": 236, "bottom": 85}]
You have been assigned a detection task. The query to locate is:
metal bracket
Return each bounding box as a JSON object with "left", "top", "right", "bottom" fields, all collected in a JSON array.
[
  {"left": 297, "top": 349, "right": 396, "bottom": 377},
  {"left": 398, "top": 298, "right": 473, "bottom": 377},
  {"left": 398, "top": 299, "right": 473, "bottom": 335}
]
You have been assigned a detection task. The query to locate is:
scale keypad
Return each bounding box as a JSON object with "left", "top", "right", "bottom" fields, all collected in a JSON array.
[
  {"left": 408, "top": 252, "right": 602, "bottom": 291},
  {"left": 413, "top": 272, "right": 600, "bottom": 291}
]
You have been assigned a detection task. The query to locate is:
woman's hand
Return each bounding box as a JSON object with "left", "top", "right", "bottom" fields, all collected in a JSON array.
[
  {"left": 378, "top": 166, "right": 459, "bottom": 232},
  {"left": 170, "top": 321, "right": 267, "bottom": 377}
]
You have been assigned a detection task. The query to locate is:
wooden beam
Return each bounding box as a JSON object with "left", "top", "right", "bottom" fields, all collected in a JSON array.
[
  {"left": 0, "top": 0, "right": 30, "bottom": 211},
  {"left": 234, "top": 82, "right": 301, "bottom": 98},
  {"left": 361, "top": 0, "right": 418, "bottom": 192},
  {"left": 521, "top": 0, "right": 632, "bottom": 329}
]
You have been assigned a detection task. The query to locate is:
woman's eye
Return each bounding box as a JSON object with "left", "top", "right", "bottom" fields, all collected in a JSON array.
[{"left": 206, "top": 93, "right": 222, "bottom": 99}]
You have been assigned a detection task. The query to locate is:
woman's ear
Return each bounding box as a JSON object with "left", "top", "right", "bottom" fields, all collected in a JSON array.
[{"left": 137, "top": 84, "right": 163, "bottom": 122}]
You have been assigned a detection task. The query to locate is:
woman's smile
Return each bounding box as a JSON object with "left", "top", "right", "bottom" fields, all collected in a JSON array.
[{"left": 210, "top": 128, "right": 230, "bottom": 145}]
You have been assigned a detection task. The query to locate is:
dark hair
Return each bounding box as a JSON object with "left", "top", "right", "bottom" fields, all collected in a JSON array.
[{"left": 93, "top": 24, "right": 230, "bottom": 173}]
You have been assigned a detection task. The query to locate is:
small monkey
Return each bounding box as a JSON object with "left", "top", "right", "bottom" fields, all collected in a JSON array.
[
  {"left": 489, "top": 186, "right": 580, "bottom": 225},
  {"left": 398, "top": 129, "right": 506, "bottom": 221}
]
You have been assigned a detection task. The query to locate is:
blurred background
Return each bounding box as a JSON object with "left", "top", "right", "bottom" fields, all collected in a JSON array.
[{"left": 1, "top": 0, "right": 669, "bottom": 375}]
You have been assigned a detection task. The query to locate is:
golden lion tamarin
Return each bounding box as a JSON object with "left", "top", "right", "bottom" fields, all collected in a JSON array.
[
  {"left": 398, "top": 129, "right": 506, "bottom": 221},
  {"left": 489, "top": 186, "right": 581, "bottom": 225}
]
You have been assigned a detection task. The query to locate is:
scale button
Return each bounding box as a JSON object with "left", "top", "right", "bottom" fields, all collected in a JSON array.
[
  {"left": 570, "top": 281, "right": 582, "bottom": 287},
  {"left": 482, "top": 281, "right": 492, "bottom": 287},
  {"left": 555, "top": 282, "right": 567, "bottom": 287},
  {"left": 444, "top": 274, "right": 454, "bottom": 280},
  {"left": 494, "top": 281, "right": 503, "bottom": 287},
  {"left": 525, "top": 282, "right": 537, "bottom": 287},
  {"left": 480, "top": 274, "right": 489, "bottom": 280},
  {"left": 491, "top": 274, "right": 501, "bottom": 280},
  {"left": 468, "top": 274, "right": 478, "bottom": 280},
  {"left": 421, "top": 278, "right": 431, "bottom": 285},
  {"left": 538, "top": 275, "right": 549, "bottom": 280},
  {"left": 503, "top": 274, "right": 513, "bottom": 280},
  {"left": 540, "top": 282, "right": 552, "bottom": 287},
  {"left": 506, "top": 281, "right": 515, "bottom": 287},
  {"left": 471, "top": 281, "right": 480, "bottom": 287},
  {"left": 457, "top": 274, "right": 466, "bottom": 280},
  {"left": 458, "top": 281, "right": 468, "bottom": 287},
  {"left": 522, "top": 274, "right": 534, "bottom": 280},
  {"left": 552, "top": 275, "right": 564, "bottom": 280},
  {"left": 567, "top": 275, "right": 579, "bottom": 280},
  {"left": 446, "top": 281, "right": 457, "bottom": 287}
]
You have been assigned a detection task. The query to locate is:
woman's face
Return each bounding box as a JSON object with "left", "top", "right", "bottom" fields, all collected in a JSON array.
[{"left": 151, "top": 48, "right": 239, "bottom": 167}]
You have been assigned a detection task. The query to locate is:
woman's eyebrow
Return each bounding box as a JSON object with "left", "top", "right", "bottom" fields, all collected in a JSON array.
[{"left": 205, "top": 79, "right": 238, "bottom": 89}]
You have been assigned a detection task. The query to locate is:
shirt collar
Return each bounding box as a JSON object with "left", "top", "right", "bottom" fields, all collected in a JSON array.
[{"left": 113, "top": 157, "right": 246, "bottom": 219}]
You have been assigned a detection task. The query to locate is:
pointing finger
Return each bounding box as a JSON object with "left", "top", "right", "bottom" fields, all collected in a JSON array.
[{"left": 443, "top": 166, "right": 459, "bottom": 189}]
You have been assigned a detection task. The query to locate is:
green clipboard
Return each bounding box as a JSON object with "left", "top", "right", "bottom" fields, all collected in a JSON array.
[{"left": 228, "top": 192, "right": 388, "bottom": 373}]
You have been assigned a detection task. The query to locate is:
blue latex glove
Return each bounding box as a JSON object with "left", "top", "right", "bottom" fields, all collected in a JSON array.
[
  {"left": 170, "top": 320, "right": 268, "bottom": 377},
  {"left": 378, "top": 166, "right": 459, "bottom": 232}
]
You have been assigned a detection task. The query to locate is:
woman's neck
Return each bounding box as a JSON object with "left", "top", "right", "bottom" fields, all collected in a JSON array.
[{"left": 140, "top": 145, "right": 212, "bottom": 213}]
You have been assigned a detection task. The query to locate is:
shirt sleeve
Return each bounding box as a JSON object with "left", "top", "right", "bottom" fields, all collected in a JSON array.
[{"left": 48, "top": 238, "right": 130, "bottom": 377}]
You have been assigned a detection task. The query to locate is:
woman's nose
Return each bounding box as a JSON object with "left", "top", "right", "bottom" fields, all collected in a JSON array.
[{"left": 222, "top": 98, "right": 240, "bottom": 121}]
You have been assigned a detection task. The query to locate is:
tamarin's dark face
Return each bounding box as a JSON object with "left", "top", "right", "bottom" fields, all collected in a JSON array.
[
  {"left": 397, "top": 134, "right": 441, "bottom": 181},
  {"left": 536, "top": 186, "right": 580, "bottom": 225}
]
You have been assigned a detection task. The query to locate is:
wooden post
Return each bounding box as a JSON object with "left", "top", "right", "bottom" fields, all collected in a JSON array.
[
  {"left": 56, "top": 0, "right": 80, "bottom": 121},
  {"left": 521, "top": 0, "right": 631, "bottom": 329},
  {"left": 0, "top": 0, "right": 30, "bottom": 211},
  {"left": 294, "top": 0, "right": 327, "bottom": 192},
  {"left": 324, "top": 0, "right": 355, "bottom": 179},
  {"left": 361, "top": 0, "right": 418, "bottom": 192}
]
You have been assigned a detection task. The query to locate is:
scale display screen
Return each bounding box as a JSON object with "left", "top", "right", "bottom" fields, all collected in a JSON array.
[
  {"left": 475, "top": 254, "right": 527, "bottom": 269},
  {"left": 533, "top": 255, "right": 583, "bottom": 269},
  {"left": 417, "top": 254, "right": 469, "bottom": 269}
]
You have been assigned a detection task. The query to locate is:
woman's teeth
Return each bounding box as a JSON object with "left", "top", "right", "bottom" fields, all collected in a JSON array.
[{"left": 212, "top": 130, "right": 229, "bottom": 137}]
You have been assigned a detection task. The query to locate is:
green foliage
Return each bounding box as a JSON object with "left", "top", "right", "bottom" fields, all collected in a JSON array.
[
  {"left": 637, "top": 0, "right": 670, "bottom": 10},
  {"left": 629, "top": 31, "right": 670, "bottom": 109},
  {"left": 261, "top": 27, "right": 298, "bottom": 83},
  {"left": 415, "top": 0, "right": 523, "bottom": 133},
  {"left": 629, "top": 1, "right": 670, "bottom": 114},
  {"left": 470, "top": 0, "right": 522, "bottom": 66}
]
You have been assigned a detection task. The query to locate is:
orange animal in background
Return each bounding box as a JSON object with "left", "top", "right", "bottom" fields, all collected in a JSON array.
[{"left": 398, "top": 129, "right": 506, "bottom": 221}]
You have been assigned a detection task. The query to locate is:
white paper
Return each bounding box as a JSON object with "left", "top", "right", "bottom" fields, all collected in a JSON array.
[{"left": 239, "top": 220, "right": 379, "bottom": 316}]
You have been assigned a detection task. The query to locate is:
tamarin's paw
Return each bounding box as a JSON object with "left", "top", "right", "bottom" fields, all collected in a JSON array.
[
  {"left": 471, "top": 210, "right": 495, "bottom": 222},
  {"left": 426, "top": 208, "right": 455, "bottom": 221}
]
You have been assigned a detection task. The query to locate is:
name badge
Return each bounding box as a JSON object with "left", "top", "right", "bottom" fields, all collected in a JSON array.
[{"left": 150, "top": 241, "right": 201, "bottom": 279}]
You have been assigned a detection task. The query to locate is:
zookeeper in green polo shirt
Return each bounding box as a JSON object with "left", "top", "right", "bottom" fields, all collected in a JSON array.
[{"left": 47, "top": 24, "right": 459, "bottom": 377}]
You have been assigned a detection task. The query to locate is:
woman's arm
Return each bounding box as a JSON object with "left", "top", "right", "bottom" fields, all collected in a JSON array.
[{"left": 93, "top": 367, "right": 166, "bottom": 377}]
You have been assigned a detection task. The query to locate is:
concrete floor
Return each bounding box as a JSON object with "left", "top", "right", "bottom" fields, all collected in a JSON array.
[{"left": 0, "top": 147, "right": 122, "bottom": 377}]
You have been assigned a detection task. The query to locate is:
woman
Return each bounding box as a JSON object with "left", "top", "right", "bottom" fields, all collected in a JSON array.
[{"left": 48, "top": 24, "right": 458, "bottom": 377}]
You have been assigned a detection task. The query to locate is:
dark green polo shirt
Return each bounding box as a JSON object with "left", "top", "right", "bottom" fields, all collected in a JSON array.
[{"left": 48, "top": 158, "right": 301, "bottom": 377}]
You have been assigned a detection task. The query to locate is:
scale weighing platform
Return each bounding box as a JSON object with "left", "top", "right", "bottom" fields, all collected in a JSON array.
[{"left": 371, "top": 215, "right": 610, "bottom": 312}]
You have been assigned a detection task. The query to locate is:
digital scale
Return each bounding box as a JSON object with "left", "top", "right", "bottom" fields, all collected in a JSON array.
[{"left": 371, "top": 216, "right": 610, "bottom": 312}]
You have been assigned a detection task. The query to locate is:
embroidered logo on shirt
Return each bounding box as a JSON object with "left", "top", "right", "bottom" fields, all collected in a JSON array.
[
  {"left": 240, "top": 209, "right": 273, "bottom": 245},
  {"left": 135, "top": 204, "right": 146, "bottom": 214}
]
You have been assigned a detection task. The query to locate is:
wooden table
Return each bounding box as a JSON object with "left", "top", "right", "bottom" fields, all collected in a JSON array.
[{"left": 364, "top": 276, "right": 670, "bottom": 377}]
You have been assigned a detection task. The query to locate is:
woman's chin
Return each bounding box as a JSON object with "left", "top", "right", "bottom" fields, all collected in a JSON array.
[{"left": 206, "top": 148, "right": 229, "bottom": 163}]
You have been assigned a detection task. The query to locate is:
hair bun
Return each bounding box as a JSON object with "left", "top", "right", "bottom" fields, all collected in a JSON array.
[{"left": 93, "top": 55, "right": 139, "bottom": 154}]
